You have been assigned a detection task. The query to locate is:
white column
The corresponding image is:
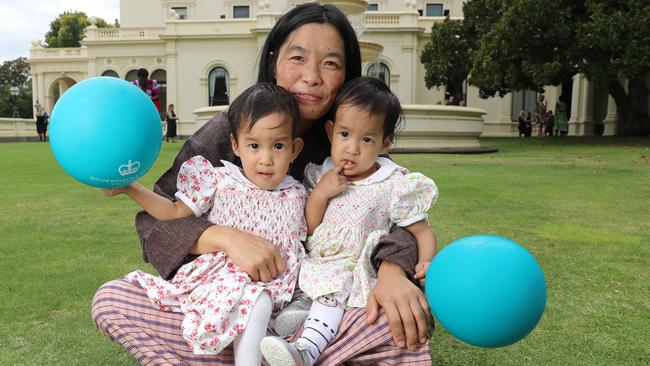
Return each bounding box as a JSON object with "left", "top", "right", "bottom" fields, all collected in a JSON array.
[
  {"left": 31, "top": 72, "right": 39, "bottom": 114},
  {"left": 498, "top": 93, "right": 513, "bottom": 123},
  {"left": 88, "top": 57, "right": 97, "bottom": 77},
  {"left": 38, "top": 73, "right": 45, "bottom": 110},
  {"left": 604, "top": 95, "right": 618, "bottom": 136},
  {"left": 569, "top": 74, "right": 593, "bottom": 135},
  {"left": 466, "top": 84, "right": 479, "bottom": 108},
  {"left": 166, "top": 39, "right": 178, "bottom": 132}
]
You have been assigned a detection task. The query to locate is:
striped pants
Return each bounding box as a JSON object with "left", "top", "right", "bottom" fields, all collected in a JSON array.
[{"left": 92, "top": 280, "right": 432, "bottom": 365}]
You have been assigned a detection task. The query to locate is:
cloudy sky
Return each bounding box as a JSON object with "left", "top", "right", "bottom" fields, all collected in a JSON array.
[{"left": 0, "top": 0, "right": 120, "bottom": 62}]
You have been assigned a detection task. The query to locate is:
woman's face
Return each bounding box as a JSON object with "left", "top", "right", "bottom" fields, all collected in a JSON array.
[{"left": 275, "top": 23, "right": 346, "bottom": 127}]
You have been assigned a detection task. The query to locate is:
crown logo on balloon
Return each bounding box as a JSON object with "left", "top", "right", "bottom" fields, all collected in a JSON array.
[{"left": 118, "top": 160, "right": 141, "bottom": 176}]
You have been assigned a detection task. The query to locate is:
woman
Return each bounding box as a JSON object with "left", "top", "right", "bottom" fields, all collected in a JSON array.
[
  {"left": 165, "top": 104, "right": 178, "bottom": 143},
  {"left": 132, "top": 68, "right": 161, "bottom": 112},
  {"left": 517, "top": 110, "right": 526, "bottom": 137},
  {"left": 35, "top": 102, "right": 47, "bottom": 142},
  {"left": 524, "top": 111, "right": 533, "bottom": 137},
  {"left": 92, "top": 4, "right": 431, "bottom": 365},
  {"left": 555, "top": 97, "right": 569, "bottom": 136}
]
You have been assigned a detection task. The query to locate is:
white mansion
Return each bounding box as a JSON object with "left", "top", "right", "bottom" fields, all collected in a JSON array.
[{"left": 27, "top": 0, "right": 619, "bottom": 145}]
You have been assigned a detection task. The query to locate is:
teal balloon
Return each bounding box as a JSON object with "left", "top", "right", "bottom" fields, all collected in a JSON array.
[
  {"left": 425, "top": 235, "right": 546, "bottom": 348},
  {"left": 49, "top": 77, "right": 162, "bottom": 188}
]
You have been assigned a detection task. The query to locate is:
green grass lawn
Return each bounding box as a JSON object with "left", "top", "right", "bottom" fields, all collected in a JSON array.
[{"left": 1, "top": 137, "right": 649, "bottom": 365}]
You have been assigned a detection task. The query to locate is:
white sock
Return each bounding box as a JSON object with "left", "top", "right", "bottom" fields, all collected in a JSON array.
[
  {"left": 297, "top": 296, "right": 344, "bottom": 363},
  {"left": 233, "top": 292, "right": 272, "bottom": 366}
]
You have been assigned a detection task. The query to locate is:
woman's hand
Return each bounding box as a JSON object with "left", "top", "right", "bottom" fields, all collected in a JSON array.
[
  {"left": 196, "top": 226, "right": 286, "bottom": 283},
  {"left": 366, "top": 261, "right": 431, "bottom": 351}
]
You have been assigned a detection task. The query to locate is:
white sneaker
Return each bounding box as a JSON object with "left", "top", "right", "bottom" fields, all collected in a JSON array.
[
  {"left": 273, "top": 296, "right": 312, "bottom": 337},
  {"left": 260, "top": 336, "right": 313, "bottom": 366}
]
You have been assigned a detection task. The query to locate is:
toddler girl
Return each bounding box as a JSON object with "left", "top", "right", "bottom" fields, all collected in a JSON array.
[
  {"left": 105, "top": 83, "right": 306, "bottom": 364},
  {"left": 261, "top": 77, "right": 438, "bottom": 366}
]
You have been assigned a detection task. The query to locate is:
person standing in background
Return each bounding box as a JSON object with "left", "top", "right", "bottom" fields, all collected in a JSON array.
[
  {"left": 524, "top": 112, "right": 533, "bottom": 137},
  {"left": 132, "top": 68, "right": 161, "bottom": 113},
  {"left": 165, "top": 104, "right": 178, "bottom": 143},
  {"left": 35, "top": 101, "right": 47, "bottom": 142},
  {"left": 536, "top": 94, "right": 548, "bottom": 136},
  {"left": 555, "top": 97, "right": 569, "bottom": 136},
  {"left": 545, "top": 110, "right": 555, "bottom": 137}
]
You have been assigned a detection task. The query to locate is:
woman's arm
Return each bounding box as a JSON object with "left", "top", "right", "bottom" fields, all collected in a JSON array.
[
  {"left": 366, "top": 225, "right": 431, "bottom": 351},
  {"left": 366, "top": 260, "right": 431, "bottom": 352}
]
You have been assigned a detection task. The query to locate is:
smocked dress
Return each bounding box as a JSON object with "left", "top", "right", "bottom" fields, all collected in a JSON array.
[
  {"left": 125, "top": 156, "right": 307, "bottom": 354},
  {"left": 300, "top": 157, "right": 438, "bottom": 308}
]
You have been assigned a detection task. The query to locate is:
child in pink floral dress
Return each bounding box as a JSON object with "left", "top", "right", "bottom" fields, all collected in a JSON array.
[
  {"left": 261, "top": 77, "right": 439, "bottom": 366},
  {"left": 105, "top": 83, "right": 306, "bottom": 364}
]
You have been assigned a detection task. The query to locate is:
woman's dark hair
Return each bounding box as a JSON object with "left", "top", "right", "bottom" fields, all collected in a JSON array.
[
  {"left": 227, "top": 83, "right": 300, "bottom": 139},
  {"left": 331, "top": 77, "right": 403, "bottom": 141},
  {"left": 257, "top": 3, "right": 361, "bottom": 84},
  {"left": 136, "top": 68, "right": 149, "bottom": 78}
]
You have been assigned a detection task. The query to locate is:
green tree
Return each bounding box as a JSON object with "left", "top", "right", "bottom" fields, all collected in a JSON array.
[
  {"left": 44, "top": 11, "right": 112, "bottom": 48},
  {"left": 574, "top": 0, "right": 650, "bottom": 135},
  {"left": 421, "top": 0, "right": 650, "bottom": 136},
  {"left": 420, "top": 18, "right": 470, "bottom": 102},
  {"left": 0, "top": 57, "right": 33, "bottom": 118}
]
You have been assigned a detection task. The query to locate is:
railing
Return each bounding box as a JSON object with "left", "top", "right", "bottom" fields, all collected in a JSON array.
[
  {"left": 363, "top": 12, "right": 457, "bottom": 31},
  {"left": 84, "top": 27, "right": 166, "bottom": 41},
  {"left": 164, "top": 19, "right": 259, "bottom": 36},
  {"left": 30, "top": 47, "right": 87, "bottom": 59},
  {"left": 365, "top": 13, "right": 402, "bottom": 25},
  {"left": 364, "top": 12, "right": 420, "bottom": 28},
  {"left": 0, "top": 118, "right": 37, "bottom": 139}
]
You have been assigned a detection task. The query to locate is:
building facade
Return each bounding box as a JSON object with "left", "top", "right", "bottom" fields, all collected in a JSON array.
[{"left": 27, "top": 0, "right": 619, "bottom": 139}]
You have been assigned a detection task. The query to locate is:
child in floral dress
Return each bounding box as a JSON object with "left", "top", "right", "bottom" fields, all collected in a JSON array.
[
  {"left": 104, "top": 83, "right": 306, "bottom": 364},
  {"left": 261, "top": 77, "right": 439, "bottom": 366}
]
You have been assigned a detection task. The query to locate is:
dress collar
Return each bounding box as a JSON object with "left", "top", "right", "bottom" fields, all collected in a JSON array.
[
  {"left": 220, "top": 160, "right": 297, "bottom": 190},
  {"left": 321, "top": 157, "right": 404, "bottom": 185}
]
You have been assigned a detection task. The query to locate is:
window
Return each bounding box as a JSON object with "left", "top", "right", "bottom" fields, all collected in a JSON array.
[
  {"left": 367, "top": 3, "right": 378, "bottom": 11},
  {"left": 125, "top": 69, "right": 139, "bottom": 82},
  {"left": 233, "top": 6, "right": 250, "bottom": 18},
  {"left": 209, "top": 67, "right": 230, "bottom": 106},
  {"left": 171, "top": 7, "right": 187, "bottom": 20},
  {"left": 425, "top": 4, "right": 444, "bottom": 17},
  {"left": 101, "top": 70, "right": 119, "bottom": 78},
  {"left": 367, "top": 62, "right": 390, "bottom": 88}
]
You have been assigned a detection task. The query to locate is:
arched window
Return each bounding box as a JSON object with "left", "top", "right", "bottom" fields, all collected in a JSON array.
[
  {"left": 125, "top": 69, "right": 139, "bottom": 82},
  {"left": 101, "top": 70, "right": 119, "bottom": 78},
  {"left": 209, "top": 67, "right": 230, "bottom": 106},
  {"left": 367, "top": 62, "right": 390, "bottom": 87}
]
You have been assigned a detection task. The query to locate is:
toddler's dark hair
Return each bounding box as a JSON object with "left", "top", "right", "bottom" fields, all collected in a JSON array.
[
  {"left": 331, "top": 77, "right": 403, "bottom": 141},
  {"left": 136, "top": 68, "right": 149, "bottom": 78},
  {"left": 227, "top": 83, "right": 300, "bottom": 139}
]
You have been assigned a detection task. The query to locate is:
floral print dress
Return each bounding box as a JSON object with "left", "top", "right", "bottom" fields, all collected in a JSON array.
[
  {"left": 125, "top": 156, "right": 307, "bottom": 354},
  {"left": 300, "top": 157, "right": 438, "bottom": 308}
]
